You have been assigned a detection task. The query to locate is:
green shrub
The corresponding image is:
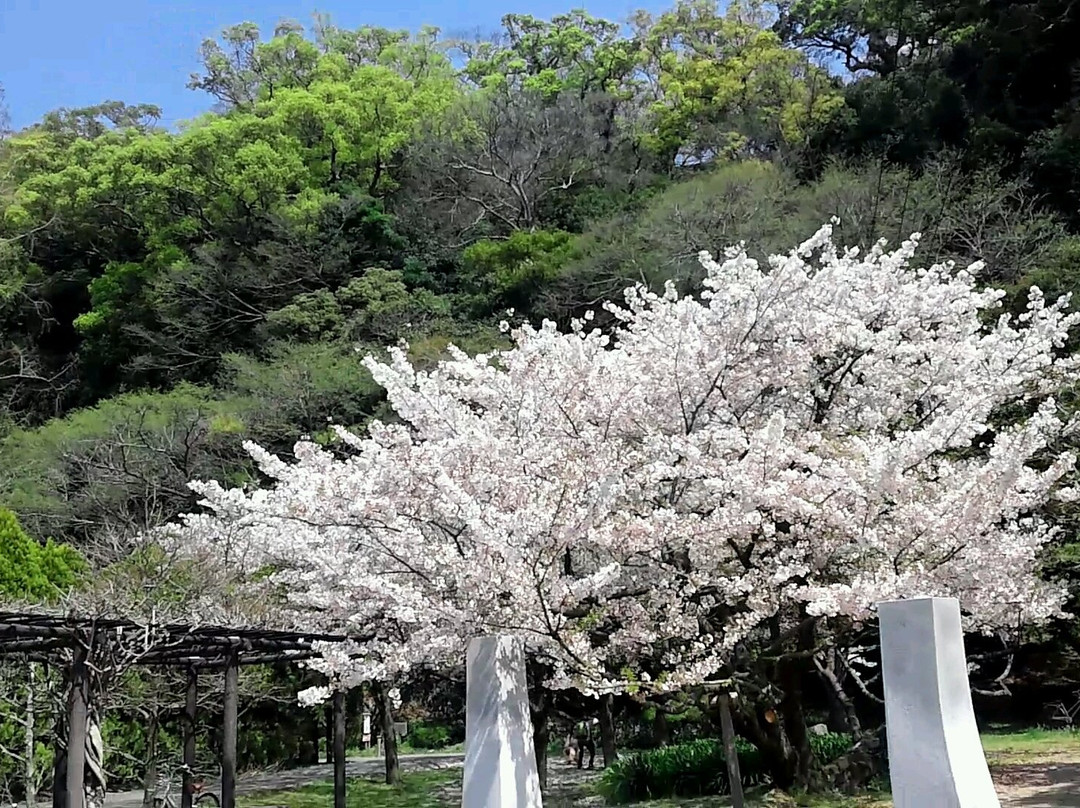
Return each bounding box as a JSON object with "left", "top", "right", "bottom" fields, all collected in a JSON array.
[
  {"left": 598, "top": 738, "right": 765, "bottom": 804},
  {"left": 599, "top": 733, "right": 854, "bottom": 804},
  {"left": 407, "top": 721, "right": 453, "bottom": 750}
]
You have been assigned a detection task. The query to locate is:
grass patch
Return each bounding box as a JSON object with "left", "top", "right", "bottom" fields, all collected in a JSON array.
[
  {"left": 235, "top": 728, "right": 1080, "bottom": 808},
  {"left": 981, "top": 727, "right": 1080, "bottom": 765},
  {"left": 237, "top": 770, "right": 459, "bottom": 808},
  {"left": 345, "top": 742, "right": 465, "bottom": 758},
  {"left": 790, "top": 796, "right": 891, "bottom": 808}
]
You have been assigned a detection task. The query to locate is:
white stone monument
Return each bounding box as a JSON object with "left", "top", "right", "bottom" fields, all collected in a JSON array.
[
  {"left": 462, "top": 635, "right": 543, "bottom": 808},
  {"left": 878, "top": 597, "right": 1001, "bottom": 808}
]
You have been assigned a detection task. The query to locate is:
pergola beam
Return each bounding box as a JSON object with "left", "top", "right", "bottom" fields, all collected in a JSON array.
[
  {"left": 0, "top": 611, "right": 363, "bottom": 669},
  {"left": 0, "top": 612, "right": 365, "bottom": 808}
]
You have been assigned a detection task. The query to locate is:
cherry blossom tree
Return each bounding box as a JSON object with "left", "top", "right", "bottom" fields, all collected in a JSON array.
[{"left": 157, "top": 221, "right": 1079, "bottom": 784}]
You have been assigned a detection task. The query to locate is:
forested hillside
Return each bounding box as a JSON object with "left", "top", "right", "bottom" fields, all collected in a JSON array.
[
  {"left": 4, "top": 0, "right": 1080, "bottom": 792},
  {"left": 5, "top": 0, "right": 1080, "bottom": 547}
]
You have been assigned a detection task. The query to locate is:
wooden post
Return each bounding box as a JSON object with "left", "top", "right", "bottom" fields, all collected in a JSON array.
[
  {"left": 221, "top": 655, "right": 239, "bottom": 808},
  {"left": 332, "top": 691, "right": 346, "bottom": 808},
  {"left": 66, "top": 643, "right": 89, "bottom": 808},
  {"left": 181, "top": 667, "right": 198, "bottom": 808},
  {"left": 719, "top": 693, "right": 745, "bottom": 808}
]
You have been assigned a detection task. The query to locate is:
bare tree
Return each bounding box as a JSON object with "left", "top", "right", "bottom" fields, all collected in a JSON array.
[
  {"left": 0, "top": 661, "right": 61, "bottom": 808},
  {"left": 400, "top": 89, "right": 606, "bottom": 240}
]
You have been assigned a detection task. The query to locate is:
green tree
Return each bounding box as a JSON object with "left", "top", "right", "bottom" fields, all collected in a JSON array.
[
  {"left": 0, "top": 509, "right": 83, "bottom": 802},
  {"left": 637, "top": 0, "right": 845, "bottom": 166},
  {"left": 775, "top": 0, "right": 949, "bottom": 76},
  {"left": 0, "top": 508, "right": 84, "bottom": 603},
  {"left": 461, "top": 230, "right": 581, "bottom": 315},
  {"left": 0, "top": 385, "right": 258, "bottom": 547},
  {"left": 545, "top": 157, "right": 1064, "bottom": 321},
  {"left": 188, "top": 21, "right": 320, "bottom": 109}
]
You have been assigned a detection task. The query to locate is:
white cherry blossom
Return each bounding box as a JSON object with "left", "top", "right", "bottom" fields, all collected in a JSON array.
[{"left": 157, "top": 223, "right": 1080, "bottom": 691}]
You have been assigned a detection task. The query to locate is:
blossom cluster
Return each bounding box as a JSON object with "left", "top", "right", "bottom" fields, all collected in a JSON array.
[{"left": 157, "top": 223, "right": 1080, "bottom": 691}]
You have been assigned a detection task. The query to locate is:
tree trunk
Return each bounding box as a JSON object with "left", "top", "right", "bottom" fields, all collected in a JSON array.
[
  {"left": 332, "top": 691, "right": 346, "bottom": 808},
  {"left": 718, "top": 694, "right": 745, "bottom": 808},
  {"left": 530, "top": 691, "right": 550, "bottom": 792},
  {"left": 25, "top": 662, "right": 37, "bottom": 808},
  {"left": 777, "top": 621, "right": 816, "bottom": 789},
  {"left": 182, "top": 669, "right": 198, "bottom": 808},
  {"left": 325, "top": 704, "right": 334, "bottom": 764},
  {"left": 779, "top": 675, "right": 812, "bottom": 788},
  {"left": 374, "top": 683, "right": 400, "bottom": 786},
  {"left": 732, "top": 696, "right": 794, "bottom": 789},
  {"left": 652, "top": 708, "right": 670, "bottom": 747},
  {"left": 598, "top": 693, "right": 617, "bottom": 766},
  {"left": 817, "top": 651, "right": 861, "bottom": 735}
]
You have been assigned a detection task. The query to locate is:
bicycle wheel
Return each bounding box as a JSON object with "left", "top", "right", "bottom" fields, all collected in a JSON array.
[{"left": 195, "top": 792, "right": 221, "bottom": 808}]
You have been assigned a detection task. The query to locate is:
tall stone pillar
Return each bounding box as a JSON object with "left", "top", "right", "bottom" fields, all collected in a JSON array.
[
  {"left": 462, "top": 636, "right": 543, "bottom": 808},
  {"left": 878, "top": 597, "right": 1000, "bottom": 808}
]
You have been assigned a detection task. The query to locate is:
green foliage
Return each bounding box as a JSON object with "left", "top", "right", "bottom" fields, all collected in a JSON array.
[
  {"left": 267, "top": 290, "right": 346, "bottom": 341},
  {"left": 1004, "top": 237, "right": 1080, "bottom": 324},
  {"left": 0, "top": 513, "right": 81, "bottom": 797},
  {"left": 546, "top": 156, "right": 1066, "bottom": 322},
  {"left": 461, "top": 230, "right": 580, "bottom": 315},
  {"left": 0, "top": 663, "right": 56, "bottom": 800},
  {"left": 0, "top": 508, "right": 84, "bottom": 603},
  {"left": 406, "top": 721, "right": 453, "bottom": 750},
  {"left": 598, "top": 738, "right": 766, "bottom": 803},
  {"left": 335, "top": 268, "right": 453, "bottom": 342},
  {"left": 640, "top": 1, "right": 845, "bottom": 165},
  {"left": 0, "top": 385, "right": 259, "bottom": 544},
  {"left": 812, "top": 732, "right": 856, "bottom": 766},
  {"left": 220, "top": 341, "right": 386, "bottom": 446}
]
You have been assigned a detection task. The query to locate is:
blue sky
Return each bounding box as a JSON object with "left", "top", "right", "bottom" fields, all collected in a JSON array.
[{"left": 0, "top": 0, "right": 667, "bottom": 131}]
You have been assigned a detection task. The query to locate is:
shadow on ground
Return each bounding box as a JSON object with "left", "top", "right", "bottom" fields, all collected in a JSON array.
[
  {"left": 995, "top": 763, "right": 1080, "bottom": 808},
  {"left": 100, "top": 754, "right": 464, "bottom": 808}
]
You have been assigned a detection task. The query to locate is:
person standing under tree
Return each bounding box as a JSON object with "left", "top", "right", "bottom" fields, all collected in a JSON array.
[{"left": 574, "top": 717, "right": 598, "bottom": 769}]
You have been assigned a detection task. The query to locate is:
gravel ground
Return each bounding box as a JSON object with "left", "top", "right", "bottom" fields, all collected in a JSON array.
[{"left": 93, "top": 753, "right": 1080, "bottom": 808}]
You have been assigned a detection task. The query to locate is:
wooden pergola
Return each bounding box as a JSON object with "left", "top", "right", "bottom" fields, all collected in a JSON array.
[{"left": 0, "top": 612, "right": 356, "bottom": 808}]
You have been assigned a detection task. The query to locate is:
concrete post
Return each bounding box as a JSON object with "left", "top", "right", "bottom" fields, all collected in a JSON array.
[
  {"left": 462, "top": 636, "right": 543, "bottom": 808},
  {"left": 878, "top": 597, "right": 1000, "bottom": 808}
]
